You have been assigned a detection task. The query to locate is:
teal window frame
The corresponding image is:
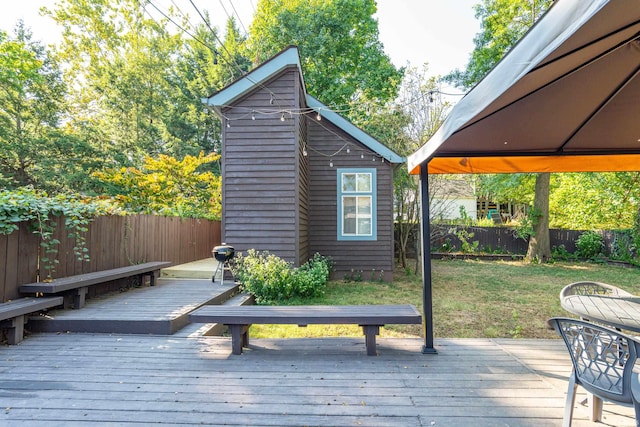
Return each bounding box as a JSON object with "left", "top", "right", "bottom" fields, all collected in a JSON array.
[{"left": 337, "top": 168, "right": 377, "bottom": 241}]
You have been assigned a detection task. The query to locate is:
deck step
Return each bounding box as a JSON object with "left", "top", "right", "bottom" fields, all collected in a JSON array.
[
  {"left": 27, "top": 279, "right": 241, "bottom": 336},
  {"left": 177, "top": 292, "right": 255, "bottom": 338}
]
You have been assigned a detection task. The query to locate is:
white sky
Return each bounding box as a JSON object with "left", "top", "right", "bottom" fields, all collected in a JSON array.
[{"left": 0, "top": 0, "right": 480, "bottom": 81}]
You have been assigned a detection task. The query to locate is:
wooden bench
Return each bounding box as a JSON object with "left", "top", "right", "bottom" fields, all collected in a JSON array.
[
  {"left": 189, "top": 304, "right": 422, "bottom": 356},
  {"left": 0, "top": 297, "right": 64, "bottom": 344},
  {"left": 19, "top": 261, "right": 171, "bottom": 309}
]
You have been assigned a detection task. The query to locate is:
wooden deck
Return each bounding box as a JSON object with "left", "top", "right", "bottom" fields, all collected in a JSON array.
[
  {"left": 1, "top": 259, "right": 635, "bottom": 425},
  {"left": 0, "top": 334, "right": 636, "bottom": 426},
  {"left": 26, "top": 278, "right": 239, "bottom": 335}
]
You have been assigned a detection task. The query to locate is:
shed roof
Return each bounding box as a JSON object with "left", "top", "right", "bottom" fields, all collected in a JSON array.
[{"left": 202, "top": 46, "right": 404, "bottom": 164}]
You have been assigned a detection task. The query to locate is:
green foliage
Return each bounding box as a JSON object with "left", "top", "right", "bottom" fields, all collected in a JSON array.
[
  {"left": 551, "top": 244, "right": 576, "bottom": 261},
  {"left": 248, "top": 0, "right": 403, "bottom": 117},
  {"left": 0, "top": 24, "right": 99, "bottom": 192},
  {"left": 231, "top": 250, "right": 332, "bottom": 304},
  {"left": 609, "top": 230, "right": 640, "bottom": 263},
  {"left": 455, "top": 229, "right": 479, "bottom": 254},
  {"left": 446, "top": 0, "right": 553, "bottom": 90},
  {"left": 549, "top": 172, "right": 640, "bottom": 230},
  {"left": 575, "top": 231, "right": 605, "bottom": 260},
  {"left": 92, "top": 152, "right": 222, "bottom": 220},
  {"left": 0, "top": 188, "right": 111, "bottom": 279}
]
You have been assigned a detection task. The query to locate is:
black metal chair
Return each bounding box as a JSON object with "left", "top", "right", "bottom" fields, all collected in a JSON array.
[{"left": 550, "top": 317, "right": 640, "bottom": 427}]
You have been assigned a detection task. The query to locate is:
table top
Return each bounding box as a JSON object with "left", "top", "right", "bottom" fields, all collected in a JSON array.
[{"left": 561, "top": 294, "right": 640, "bottom": 332}]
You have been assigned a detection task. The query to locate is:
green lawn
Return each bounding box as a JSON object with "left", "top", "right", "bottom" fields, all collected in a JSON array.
[{"left": 251, "top": 259, "right": 640, "bottom": 339}]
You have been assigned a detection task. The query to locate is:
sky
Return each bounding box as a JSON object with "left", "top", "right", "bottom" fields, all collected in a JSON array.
[{"left": 0, "top": 0, "right": 480, "bottom": 82}]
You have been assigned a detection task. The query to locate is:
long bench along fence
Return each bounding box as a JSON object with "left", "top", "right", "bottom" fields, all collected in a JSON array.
[{"left": 1, "top": 215, "right": 221, "bottom": 302}]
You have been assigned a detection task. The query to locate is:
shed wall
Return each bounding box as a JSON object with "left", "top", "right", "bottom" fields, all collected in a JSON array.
[
  {"left": 307, "top": 118, "right": 395, "bottom": 281},
  {"left": 221, "top": 69, "right": 302, "bottom": 264}
]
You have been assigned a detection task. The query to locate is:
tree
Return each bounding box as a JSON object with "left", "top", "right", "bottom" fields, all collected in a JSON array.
[
  {"left": 247, "top": 0, "right": 403, "bottom": 119},
  {"left": 46, "top": 0, "right": 228, "bottom": 163},
  {"left": 550, "top": 173, "right": 640, "bottom": 230},
  {"left": 0, "top": 23, "right": 97, "bottom": 192},
  {"left": 92, "top": 152, "right": 222, "bottom": 220},
  {"left": 372, "top": 65, "right": 450, "bottom": 271},
  {"left": 447, "top": 0, "right": 553, "bottom": 262}
]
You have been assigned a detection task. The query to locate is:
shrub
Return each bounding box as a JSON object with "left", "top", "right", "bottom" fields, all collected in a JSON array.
[
  {"left": 231, "top": 250, "right": 332, "bottom": 304},
  {"left": 575, "top": 231, "right": 605, "bottom": 260}
]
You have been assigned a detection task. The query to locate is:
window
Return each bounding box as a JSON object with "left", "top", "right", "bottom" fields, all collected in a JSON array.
[{"left": 337, "top": 169, "right": 376, "bottom": 240}]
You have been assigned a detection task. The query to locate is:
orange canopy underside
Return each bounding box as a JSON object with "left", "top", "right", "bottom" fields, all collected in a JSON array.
[{"left": 419, "top": 154, "right": 640, "bottom": 175}]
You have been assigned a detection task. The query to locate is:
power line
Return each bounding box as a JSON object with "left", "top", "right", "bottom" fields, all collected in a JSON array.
[
  {"left": 145, "top": 0, "right": 218, "bottom": 57},
  {"left": 228, "top": 0, "right": 249, "bottom": 35}
]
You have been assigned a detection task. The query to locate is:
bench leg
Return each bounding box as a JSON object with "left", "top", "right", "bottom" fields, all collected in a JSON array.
[
  {"left": 74, "top": 287, "right": 88, "bottom": 309},
  {"left": 145, "top": 270, "right": 160, "bottom": 287},
  {"left": 362, "top": 325, "right": 380, "bottom": 356},
  {"left": 5, "top": 315, "right": 25, "bottom": 345},
  {"left": 228, "top": 324, "right": 250, "bottom": 355}
]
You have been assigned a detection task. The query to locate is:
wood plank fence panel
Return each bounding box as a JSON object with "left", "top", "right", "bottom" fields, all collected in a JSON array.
[{"left": 1, "top": 215, "right": 221, "bottom": 302}]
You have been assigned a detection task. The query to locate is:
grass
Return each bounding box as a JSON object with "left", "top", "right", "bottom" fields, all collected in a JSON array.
[{"left": 250, "top": 259, "right": 640, "bottom": 340}]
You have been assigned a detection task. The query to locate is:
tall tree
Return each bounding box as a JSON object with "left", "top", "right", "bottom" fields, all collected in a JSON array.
[
  {"left": 447, "top": 0, "right": 553, "bottom": 262},
  {"left": 247, "top": 0, "right": 403, "bottom": 120},
  {"left": 47, "top": 0, "right": 199, "bottom": 162},
  {"left": 0, "top": 23, "right": 97, "bottom": 192},
  {"left": 391, "top": 66, "right": 451, "bottom": 271}
]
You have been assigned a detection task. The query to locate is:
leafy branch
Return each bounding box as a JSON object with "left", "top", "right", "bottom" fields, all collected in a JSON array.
[{"left": 0, "top": 187, "right": 110, "bottom": 280}]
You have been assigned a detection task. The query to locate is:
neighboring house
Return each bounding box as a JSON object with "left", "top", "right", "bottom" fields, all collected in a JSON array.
[
  {"left": 202, "top": 46, "right": 404, "bottom": 281},
  {"left": 430, "top": 179, "right": 477, "bottom": 221}
]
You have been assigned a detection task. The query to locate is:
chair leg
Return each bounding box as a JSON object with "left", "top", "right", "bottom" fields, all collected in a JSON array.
[
  {"left": 588, "top": 394, "right": 603, "bottom": 422},
  {"left": 563, "top": 371, "right": 578, "bottom": 427},
  {"left": 633, "top": 401, "right": 640, "bottom": 427}
]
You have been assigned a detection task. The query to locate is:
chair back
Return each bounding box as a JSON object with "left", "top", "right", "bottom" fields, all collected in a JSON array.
[
  {"left": 551, "top": 317, "right": 640, "bottom": 405},
  {"left": 560, "top": 281, "right": 634, "bottom": 299}
]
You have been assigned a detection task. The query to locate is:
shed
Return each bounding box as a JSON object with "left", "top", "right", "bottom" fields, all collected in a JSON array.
[{"left": 202, "top": 46, "right": 404, "bottom": 281}]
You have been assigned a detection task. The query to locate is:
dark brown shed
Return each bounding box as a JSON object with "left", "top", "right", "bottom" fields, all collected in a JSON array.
[{"left": 203, "top": 46, "right": 404, "bottom": 281}]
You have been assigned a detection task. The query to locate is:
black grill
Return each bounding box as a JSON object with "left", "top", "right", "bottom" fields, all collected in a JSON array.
[{"left": 212, "top": 244, "right": 234, "bottom": 285}]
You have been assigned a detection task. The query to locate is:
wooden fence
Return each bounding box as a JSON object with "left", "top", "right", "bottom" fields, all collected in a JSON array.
[
  {"left": 399, "top": 224, "right": 607, "bottom": 258},
  {"left": 1, "top": 215, "right": 221, "bottom": 302}
]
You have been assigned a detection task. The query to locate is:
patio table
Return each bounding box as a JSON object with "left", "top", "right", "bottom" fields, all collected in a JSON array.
[{"left": 560, "top": 294, "right": 640, "bottom": 333}]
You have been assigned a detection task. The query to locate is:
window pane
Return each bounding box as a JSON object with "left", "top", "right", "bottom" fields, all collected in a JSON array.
[
  {"left": 358, "top": 217, "right": 372, "bottom": 235},
  {"left": 356, "top": 173, "right": 371, "bottom": 192},
  {"left": 357, "top": 197, "right": 371, "bottom": 216},
  {"left": 342, "top": 174, "right": 356, "bottom": 192},
  {"left": 343, "top": 197, "right": 356, "bottom": 234},
  {"left": 357, "top": 196, "right": 372, "bottom": 235}
]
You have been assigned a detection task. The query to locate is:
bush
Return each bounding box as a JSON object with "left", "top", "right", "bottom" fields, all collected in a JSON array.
[
  {"left": 576, "top": 231, "right": 605, "bottom": 260},
  {"left": 231, "top": 250, "right": 332, "bottom": 304}
]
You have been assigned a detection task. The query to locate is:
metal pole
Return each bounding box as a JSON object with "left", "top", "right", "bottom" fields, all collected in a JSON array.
[{"left": 420, "top": 162, "right": 437, "bottom": 354}]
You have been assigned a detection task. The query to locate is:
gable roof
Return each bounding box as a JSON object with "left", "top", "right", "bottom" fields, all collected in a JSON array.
[{"left": 202, "top": 46, "right": 405, "bottom": 164}]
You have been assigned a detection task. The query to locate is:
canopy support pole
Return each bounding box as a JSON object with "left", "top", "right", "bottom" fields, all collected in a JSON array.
[{"left": 420, "top": 162, "right": 437, "bottom": 354}]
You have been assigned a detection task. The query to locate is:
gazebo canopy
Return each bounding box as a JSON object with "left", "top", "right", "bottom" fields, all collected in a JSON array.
[
  {"left": 408, "top": 0, "right": 640, "bottom": 175},
  {"left": 406, "top": 0, "right": 640, "bottom": 353}
]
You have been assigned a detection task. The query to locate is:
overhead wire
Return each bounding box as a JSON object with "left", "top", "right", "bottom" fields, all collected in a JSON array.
[
  {"left": 227, "top": 0, "right": 249, "bottom": 35},
  {"left": 145, "top": 0, "right": 217, "bottom": 56},
  {"left": 186, "top": 0, "right": 285, "bottom": 109}
]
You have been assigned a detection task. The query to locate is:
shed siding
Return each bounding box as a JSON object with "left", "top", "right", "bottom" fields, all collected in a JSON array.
[
  {"left": 296, "top": 78, "right": 310, "bottom": 265},
  {"left": 307, "top": 118, "right": 394, "bottom": 280},
  {"left": 221, "top": 69, "right": 300, "bottom": 263}
]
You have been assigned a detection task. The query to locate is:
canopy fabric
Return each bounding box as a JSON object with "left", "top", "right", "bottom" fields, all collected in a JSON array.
[
  {"left": 408, "top": 0, "right": 640, "bottom": 175},
  {"left": 428, "top": 154, "right": 640, "bottom": 174}
]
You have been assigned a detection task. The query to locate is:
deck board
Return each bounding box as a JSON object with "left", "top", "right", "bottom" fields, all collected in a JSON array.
[
  {"left": 0, "top": 334, "right": 636, "bottom": 426},
  {"left": 25, "top": 278, "right": 238, "bottom": 334}
]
